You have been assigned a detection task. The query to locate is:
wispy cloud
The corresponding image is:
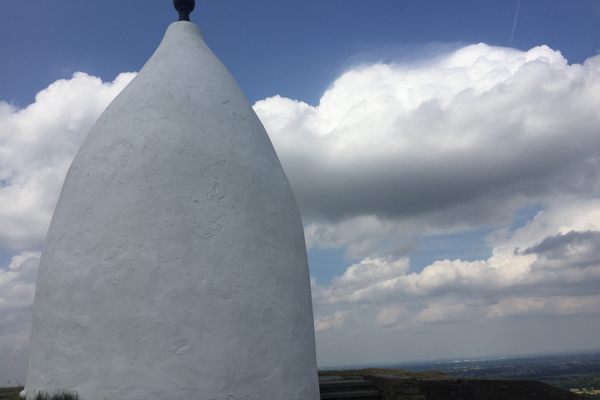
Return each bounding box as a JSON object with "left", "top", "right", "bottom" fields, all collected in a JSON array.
[{"left": 509, "top": 0, "right": 523, "bottom": 47}]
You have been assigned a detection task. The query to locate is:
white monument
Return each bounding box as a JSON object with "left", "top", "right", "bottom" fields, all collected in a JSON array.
[{"left": 24, "top": 2, "right": 320, "bottom": 399}]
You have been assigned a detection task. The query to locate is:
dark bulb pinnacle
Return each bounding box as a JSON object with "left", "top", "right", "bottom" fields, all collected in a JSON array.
[{"left": 173, "top": 0, "right": 195, "bottom": 21}]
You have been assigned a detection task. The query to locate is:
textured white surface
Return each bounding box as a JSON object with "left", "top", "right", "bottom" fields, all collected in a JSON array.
[{"left": 25, "top": 21, "right": 319, "bottom": 400}]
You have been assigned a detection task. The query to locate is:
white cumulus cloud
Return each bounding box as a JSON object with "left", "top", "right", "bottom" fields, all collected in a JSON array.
[
  {"left": 255, "top": 43, "right": 600, "bottom": 258},
  {"left": 314, "top": 312, "right": 346, "bottom": 333}
]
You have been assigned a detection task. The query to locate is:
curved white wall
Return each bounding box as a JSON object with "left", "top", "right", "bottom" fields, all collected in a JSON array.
[{"left": 25, "top": 22, "right": 319, "bottom": 400}]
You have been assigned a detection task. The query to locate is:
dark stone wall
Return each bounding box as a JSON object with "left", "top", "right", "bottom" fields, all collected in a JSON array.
[{"left": 368, "top": 376, "right": 580, "bottom": 400}]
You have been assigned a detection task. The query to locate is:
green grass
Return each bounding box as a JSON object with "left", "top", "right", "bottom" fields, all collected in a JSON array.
[{"left": 0, "top": 387, "right": 22, "bottom": 400}]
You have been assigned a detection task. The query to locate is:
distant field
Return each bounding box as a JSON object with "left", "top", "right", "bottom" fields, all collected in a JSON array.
[{"left": 392, "top": 352, "right": 600, "bottom": 399}]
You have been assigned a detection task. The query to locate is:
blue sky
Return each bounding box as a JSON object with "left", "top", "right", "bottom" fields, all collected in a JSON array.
[
  {"left": 3, "top": 0, "right": 600, "bottom": 379},
  {"left": 2, "top": 0, "right": 600, "bottom": 107}
]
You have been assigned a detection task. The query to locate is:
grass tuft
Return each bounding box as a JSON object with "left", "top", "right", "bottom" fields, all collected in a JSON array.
[{"left": 32, "top": 392, "right": 79, "bottom": 400}]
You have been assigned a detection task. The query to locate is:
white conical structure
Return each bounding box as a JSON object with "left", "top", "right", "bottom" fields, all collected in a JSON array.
[{"left": 25, "top": 21, "right": 319, "bottom": 400}]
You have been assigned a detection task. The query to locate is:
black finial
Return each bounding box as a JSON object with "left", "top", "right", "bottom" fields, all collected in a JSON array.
[{"left": 173, "top": 0, "right": 195, "bottom": 21}]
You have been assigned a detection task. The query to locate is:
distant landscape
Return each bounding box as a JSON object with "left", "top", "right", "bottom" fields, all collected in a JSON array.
[{"left": 321, "top": 352, "right": 600, "bottom": 398}]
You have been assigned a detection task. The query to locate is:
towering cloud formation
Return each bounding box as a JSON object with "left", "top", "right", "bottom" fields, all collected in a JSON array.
[
  {"left": 256, "top": 43, "right": 600, "bottom": 257},
  {"left": 254, "top": 43, "right": 600, "bottom": 363}
]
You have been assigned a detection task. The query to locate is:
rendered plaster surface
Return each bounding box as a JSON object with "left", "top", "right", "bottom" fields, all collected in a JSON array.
[{"left": 25, "top": 21, "right": 319, "bottom": 400}]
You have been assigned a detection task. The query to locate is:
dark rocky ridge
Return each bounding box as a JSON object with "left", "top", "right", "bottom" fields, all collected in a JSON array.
[
  {"left": 319, "top": 370, "right": 581, "bottom": 399},
  {"left": 370, "top": 376, "right": 580, "bottom": 399}
]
